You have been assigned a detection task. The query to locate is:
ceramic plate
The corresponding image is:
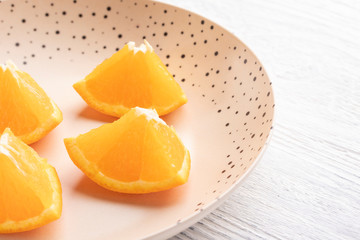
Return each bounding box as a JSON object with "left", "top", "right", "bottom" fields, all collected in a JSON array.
[{"left": 0, "top": 0, "right": 274, "bottom": 239}]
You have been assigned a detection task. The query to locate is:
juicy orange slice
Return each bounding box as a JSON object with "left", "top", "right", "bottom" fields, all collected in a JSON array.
[
  {"left": 64, "top": 107, "right": 190, "bottom": 194},
  {"left": 0, "top": 128, "right": 62, "bottom": 233},
  {"left": 73, "top": 40, "right": 187, "bottom": 117},
  {"left": 0, "top": 61, "right": 63, "bottom": 144}
]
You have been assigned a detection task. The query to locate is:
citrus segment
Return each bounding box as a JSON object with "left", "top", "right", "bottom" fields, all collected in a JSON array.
[
  {"left": 0, "top": 128, "right": 62, "bottom": 233},
  {"left": 64, "top": 107, "right": 190, "bottom": 194},
  {"left": 0, "top": 61, "right": 63, "bottom": 144},
  {"left": 73, "top": 40, "right": 187, "bottom": 117}
]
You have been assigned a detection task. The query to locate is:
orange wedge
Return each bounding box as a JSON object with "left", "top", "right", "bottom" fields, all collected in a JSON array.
[
  {"left": 0, "top": 61, "right": 63, "bottom": 144},
  {"left": 64, "top": 107, "right": 190, "bottom": 194},
  {"left": 0, "top": 128, "right": 62, "bottom": 233},
  {"left": 73, "top": 40, "right": 187, "bottom": 117}
]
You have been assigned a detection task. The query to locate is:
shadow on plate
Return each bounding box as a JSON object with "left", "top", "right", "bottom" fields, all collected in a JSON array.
[
  {"left": 29, "top": 129, "right": 63, "bottom": 160},
  {"left": 78, "top": 106, "right": 117, "bottom": 123},
  {"left": 160, "top": 106, "right": 187, "bottom": 126},
  {"left": 30, "top": 131, "right": 58, "bottom": 149},
  {"left": 75, "top": 176, "right": 188, "bottom": 207},
  {"left": 78, "top": 104, "right": 188, "bottom": 125}
]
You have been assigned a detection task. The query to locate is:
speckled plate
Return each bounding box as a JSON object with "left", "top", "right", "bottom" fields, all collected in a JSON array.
[{"left": 0, "top": 0, "right": 274, "bottom": 239}]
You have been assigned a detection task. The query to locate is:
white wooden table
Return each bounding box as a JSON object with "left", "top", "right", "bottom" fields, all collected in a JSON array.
[{"left": 156, "top": 0, "right": 360, "bottom": 239}]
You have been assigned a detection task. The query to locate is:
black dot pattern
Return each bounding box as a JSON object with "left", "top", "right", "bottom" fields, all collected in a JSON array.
[{"left": 0, "top": 0, "right": 274, "bottom": 231}]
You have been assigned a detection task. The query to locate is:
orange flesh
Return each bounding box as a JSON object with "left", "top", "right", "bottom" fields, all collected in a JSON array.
[
  {"left": 0, "top": 155, "right": 44, "bottom": 223},
  {"left": 97, "top": 116, "right": 146, "bottom": 182},
  {"left": 78, "top": 42, "right": 187, "bottom": 116},
  {"left": 141, "top": 124, "right": 185, "bottom": 181},
  {"left": 0, "top": 128, "right": 60, "bottom": 227},
  {"left": 0, "top": 62, "right": 62, "bottom": 144},
  {"left": 0, "top": 68, "right": 39, "bottom": 136},
  {"left": 86, "top": 45, "right": 152, "bottom": 108},
  {"left": 72, "top": 108, "right": 185, "bottom": 183}
]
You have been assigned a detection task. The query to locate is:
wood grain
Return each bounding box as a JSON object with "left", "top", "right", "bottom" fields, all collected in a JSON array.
[{"left": 157, "top": 0, "right": 360, "bottom": 239}]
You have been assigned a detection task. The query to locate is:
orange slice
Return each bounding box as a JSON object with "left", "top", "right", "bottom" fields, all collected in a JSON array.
[
  {"left": 0, "top": 128, "right": 62, "bottom": 233},
  {"left": 0, "top": 61, "right": 63, "bottom": 144},
  {"left": 73, "top": 40, "right": 187, "bottom": 117},
  {"left": 64, "top": 107, "right": 190, "bottom": 194}
]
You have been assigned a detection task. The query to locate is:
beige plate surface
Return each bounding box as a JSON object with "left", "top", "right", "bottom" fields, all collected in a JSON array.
[{"left": 0, "top": 0, "right": 274, "bottom": 239}]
